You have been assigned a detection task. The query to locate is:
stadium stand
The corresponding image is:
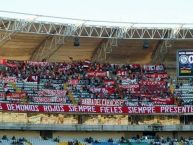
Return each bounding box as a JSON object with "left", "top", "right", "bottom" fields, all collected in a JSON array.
[
  {"left": 0, "top": 60, "right": 187, "bottom": 127},
  {"left": 0, "top": 60, "right": 173, "bottom": 106},
  {"left": 1, "top": 10, "right": 193, "bottom": 145},
  {"left": 175, "top": 79, "right": 193, "bottom": 105}
]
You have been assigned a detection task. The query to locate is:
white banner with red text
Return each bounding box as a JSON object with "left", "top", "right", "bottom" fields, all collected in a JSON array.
[
  {"left": 81, "top": 98, "right": 174, "bottom": 106},
  {"left": 27, "top": 61, "right": 49, "bottom": 66},
  {"left": 33, "top": 97, "right": 66, "bottom": 103},
  {"left": 38, "top": 89, "right": 67, "bottom": 97},
  {"left": 87, "top": 71, "right": 107, "bottom": 77},
  {"left": 6, "top": 92, "right": 26, "bottom": 100},
  {"left": 119, "top": 84, "right": 140, "bottom": 93},
  {"left": 151, "top": 97, "right": 174, "bottom": 105},
  {"left": 145, "top": 73, "right": 168, "bottom": 79},
  {"left": 81, "top": 99, "right": 128, "bottom": 106},
  {"left": 143, "top": 64, "right": 165, "bottom": 73},
  {"left": 3, "top": 77, "right": 17, "bottom": 83},
  {"left": 89, "top": 87, "right": 115, "bottom": 95}
]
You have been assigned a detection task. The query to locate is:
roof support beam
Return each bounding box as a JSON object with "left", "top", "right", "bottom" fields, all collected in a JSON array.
[
  {"left": 0, "top": 17, "right": 193, "bottom": 39},
  {"left": 30, "top": 35, "right": 67, "bottom": 61},
  {"left": 0, "top": 17, "right": 38, "bottom": 47},
  {"left": 30, "top": 25, "right": 77, "bottom": 61},
  {"left": 151, "top": 30, "right": 172, "bottom": 64},
  {"left": 30, "top": 26, "right": 62, "bottom": 61},
  {"left": 91, "top": 38, "right": 107, "bottom": 62},
  {"left": 91, "top": 38, "right": 118, "bottom": 62},
  {"left": 91, "top": 29, "right": 118, "bottom": 62},
  {"left": 30, "top": 35, "right": 52, "bottom": 60},
  {"left": 0, "top": 22, "right": 14, "bottom": 47},
  {"left": 151, "top": 40, "right": 173, "bottom": 64},
  {"left": 151, "top": 40, "right": 163, "bottom": 63}
]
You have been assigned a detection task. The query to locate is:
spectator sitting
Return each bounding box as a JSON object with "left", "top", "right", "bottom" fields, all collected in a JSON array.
[
  {"left": 2, "top": 135, "right": 8, "bottom": 140},
  {"left": 108, "top": 138, "right": 113, "bottom": 142}
]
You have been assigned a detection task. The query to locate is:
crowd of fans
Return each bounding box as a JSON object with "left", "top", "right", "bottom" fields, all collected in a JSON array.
[
  {"left": 0, "top": 135, "right": 29, "bottom": 145},
  {"left": 0, "top": 60, "right": 176, "bottom": 106},
  {"left": 0, "top": 134, "right": 192, "bottom": 145}
]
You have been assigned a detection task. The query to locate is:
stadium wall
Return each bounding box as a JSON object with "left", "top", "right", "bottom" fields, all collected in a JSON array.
[
  {"left": 0, "top": 130, "right": 192, "bottom": 139},
  {"left": 0, "top": 130, "right": 39, "bottom": 137},
  {"left": 53, "top": 131, "right": 126, "bottom": 138}
]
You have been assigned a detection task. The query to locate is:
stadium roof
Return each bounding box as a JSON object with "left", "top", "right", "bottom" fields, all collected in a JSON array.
[{"left": 0, "top": 11, "right": 193, "bottom": 67}]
